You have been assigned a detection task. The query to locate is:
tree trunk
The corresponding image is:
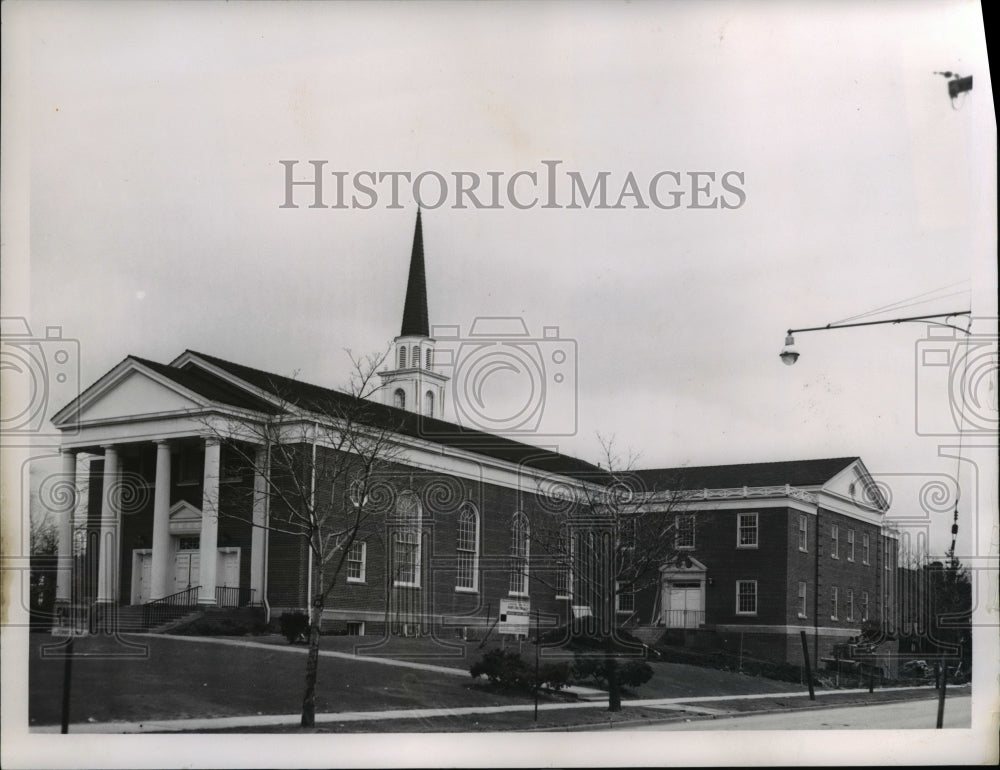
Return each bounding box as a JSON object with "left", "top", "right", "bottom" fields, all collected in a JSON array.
[
  {"left": 605, "top": 636, "right": 621, "bottom": 712},
  {"left": 301, "top": 593, "right": 323, "bottom": 727}
]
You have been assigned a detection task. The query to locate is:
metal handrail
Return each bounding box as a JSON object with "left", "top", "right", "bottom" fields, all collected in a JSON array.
[
  {"left": 142, "top": 586, "right": 201, "bottom": 629},
  {"left": 215, "top": 586, "right": 255, "bottom": 608},
  {"left": 662, "top": 609, "right": 705, "bottom": 629}
]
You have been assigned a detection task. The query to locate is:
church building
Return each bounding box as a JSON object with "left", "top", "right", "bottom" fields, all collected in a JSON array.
[{"left": 48, "top": 212, "right": 899, "bottom": 669}]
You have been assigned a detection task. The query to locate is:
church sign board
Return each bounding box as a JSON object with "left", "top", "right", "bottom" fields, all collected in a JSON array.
[{"left": 498, "top": 598, "right": 530, "bottom": 637}]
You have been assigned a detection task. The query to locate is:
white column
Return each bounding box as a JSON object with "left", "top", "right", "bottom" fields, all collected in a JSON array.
[
  {"left": 150, "top": 441, "right": 173, "bottom": 600},
  {"left": 55, "top": 450, "right": 77, "bottom": 606},
  {"left": 249, "top": 446, "right": 267, "bottom": 604},
  {"left": 96, "top": 445, "right": 120, "bottom": 604},
  {"left": 197, "top": 437, "right": 221, "bottom": 605}
]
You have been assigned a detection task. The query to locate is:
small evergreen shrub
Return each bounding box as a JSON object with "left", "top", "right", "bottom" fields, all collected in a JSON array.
[
  {"left": 279, "top": 611, "right": 310, "bottom": 644},
  {"left": 470, "top": 649, "right": 572, "bottom": 693}
]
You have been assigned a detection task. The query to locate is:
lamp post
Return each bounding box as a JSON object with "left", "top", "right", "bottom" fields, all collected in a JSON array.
[
  {"left": 779, "top": 307, "right": 975, "bottom": 728},
  {"left": 778, "top": 310, "right": 971, "bottom": 365}
]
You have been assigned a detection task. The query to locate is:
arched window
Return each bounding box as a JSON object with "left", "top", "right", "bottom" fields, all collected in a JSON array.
[
  {"left": 508, "top": 512, "right": 530, "bottom": 596},
  {"left": 456, "top": 503, "right": 479, "bottom": 591},
  {"left": 393, "top": 389, "right": 406, "bottom": 409},
  {"left": 398, "top": 346, "right": 407, "bottom": 369},
  {"left": 393, "top": 491, "right": 422, "bottom": 587},
  {"left": 412, "top": 345, "right": 420, "bottom": 368},
  {"left": 425, "top": 347, "right": 432, "bottom": 370},
  {"left": 455, "top": 503, "right": 479, "bottom": 591},
  {"left": 424, "top": 391, "right": 434, "bottom": 417}
]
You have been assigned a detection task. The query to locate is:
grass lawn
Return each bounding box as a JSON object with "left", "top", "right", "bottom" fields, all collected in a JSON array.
[
  {"left": 28, "top": 633, "right": 532, "bottom": 727},
  {"left": 29, "top": 631, "right": 821, "bottom": 729}
]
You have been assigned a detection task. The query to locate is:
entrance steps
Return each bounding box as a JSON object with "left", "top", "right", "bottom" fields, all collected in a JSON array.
[{"left": 629, "top": 626, "right": 665, "bottom": 647}]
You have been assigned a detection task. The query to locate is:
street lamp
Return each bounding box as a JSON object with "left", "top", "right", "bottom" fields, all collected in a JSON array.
[{"left": 778, "top": 310, "right": 971, "bottom": 365}]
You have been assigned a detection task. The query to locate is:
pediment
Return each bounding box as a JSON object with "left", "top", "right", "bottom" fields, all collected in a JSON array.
[
  {"left": 53, "top": 359, "right": 208, "bottom": 427},
  {"left": 661, "top": 555, "right": 707, "bottom": 574},
  {"left": 169, "top": 500, "right": 202, "bottom": 535},
  {"left": 824, "top": 460, "right": 887, "bottom": 512},
  {"left": 170, "top": 500, "right": 202, "bottom": 522}
]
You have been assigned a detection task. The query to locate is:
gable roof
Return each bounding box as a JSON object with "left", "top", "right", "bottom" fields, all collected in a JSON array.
[
  {"left": 129, "top": 356, "right": 281, "bottom": 414},
  {"left": 177, "top": 350, "right": 605, "bottom": 478},
  {"left": 633, "top": 457, "right": 860, "bottom": 491}
]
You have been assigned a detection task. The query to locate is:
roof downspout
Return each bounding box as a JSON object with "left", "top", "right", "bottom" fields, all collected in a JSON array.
[{"left": 814, "top": 508, "right": 820, "bottom": 665}]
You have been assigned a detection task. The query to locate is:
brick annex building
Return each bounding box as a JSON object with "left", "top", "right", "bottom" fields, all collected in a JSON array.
[{"left": 50, "top": 213, "right": 899, "bottom": 668}]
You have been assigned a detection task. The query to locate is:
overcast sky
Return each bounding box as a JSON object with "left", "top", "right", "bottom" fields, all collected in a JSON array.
[{"left": 6, "top": 1, "right": 995, "bottom": 561}]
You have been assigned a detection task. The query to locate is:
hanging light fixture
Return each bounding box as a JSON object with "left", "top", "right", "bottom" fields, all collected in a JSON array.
[{"left": 779, "top": 333, "right": 800, "bottom": 366}]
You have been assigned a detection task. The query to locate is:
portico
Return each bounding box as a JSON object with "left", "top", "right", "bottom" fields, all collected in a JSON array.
[{"left": 50, "top": 356, "right": 274, "bottom": 613}]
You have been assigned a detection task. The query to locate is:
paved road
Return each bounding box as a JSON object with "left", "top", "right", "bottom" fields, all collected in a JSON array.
[{"left": 628, "top": 694, "right": 972, "bottom": 730}]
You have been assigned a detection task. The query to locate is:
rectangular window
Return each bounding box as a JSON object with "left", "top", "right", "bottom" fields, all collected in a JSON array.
[
  {"left": 847, "top": 589, "right": 854, "bottom": 621},
  {"left": 798, "top": 515, "right": 808, "bottom": 552},
  {"left": 847, "top": 529, "right": 855, "bottom": 562},
  {"left": 884, "top": 540, "right": 892, "bottom": 571},
  {"left": 831, "top": 586, "right": 839, "bottom": 620},
  {"left": 616, "top": 582, "right": 635, "bottom": 614},
  {"left": 676, "top": 515, "right": 695, "bottom": 549},
  {"left": 346, "top": 621, "right": 365, "bottom": 636},
  {"left": 346, "top": 541, "right": 366, "bottom": 583},
  {"left": 862, "top": 591, "right": 869, "bottom": 621},
  {"left": 831, "top": 525, "right": 839, "bottom": 559},
  {"left": 737, "top": 513, "right": 759, "bottom": 548},
  {"left": 736, "top": 580, "right": 757, "bottom": 615},
  {"left": 798, "top": 581, "right": 808, "bottom": 618},
  {"left": 177, "top": 452, "right": 203, "bottom": 485},
  {"left": 862, "top": 533, "right": 870, "bottom": 565}
]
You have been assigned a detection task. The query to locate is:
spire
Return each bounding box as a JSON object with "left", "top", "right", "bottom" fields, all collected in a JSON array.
[{"left": 400, "top": 209, "right": 429, "bottom": 337}]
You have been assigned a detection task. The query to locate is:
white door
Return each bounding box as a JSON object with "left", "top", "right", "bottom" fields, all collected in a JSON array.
[
  {"left": 215, "top": 549, "right": 241, "bottom": 605},
  {"left": 666, "top": 582, "right": 703, "bottom": 628},
  {"left": 132, "top": 550, "right": 153, "bottom": 604},
  {"left": 174, "top": 551, "right": 200, "bottom": 593},
  {"left": 216, "top": 550, "right": 239, "bottom": 587}
]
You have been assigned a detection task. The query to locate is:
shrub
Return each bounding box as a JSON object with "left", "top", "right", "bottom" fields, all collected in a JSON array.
[
  {"left": 279, "top": 611, "right": 310, "bottom": 644},
  {"left": 470, "top": 650, "right": 572, "bottom": 693},
  {"left": 538, "top": 662, "right": 573, "bottom": 691},
  {"left": 618, "top": 659, "right": 654, "bottom": 688},
  {"left": 471, "top": 649, "right": 531, "bottom": 689},
  {"left": 167, "top": 610, "right": 269, "bottom": 637},
  {"left": 572, "top": 655, "right": 654, "bottom": 690}
]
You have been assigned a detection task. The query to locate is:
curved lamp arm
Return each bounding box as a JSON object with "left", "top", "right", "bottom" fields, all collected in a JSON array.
[{"left": 779, "top": 310, "right": 971, "bottom": 365}]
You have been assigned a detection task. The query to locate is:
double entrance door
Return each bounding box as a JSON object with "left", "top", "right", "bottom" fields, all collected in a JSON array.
[
  {"left": 131, "top": 541, "right": 239, "bottom": 604},
  {"left": 664, "top": 581, "right": 704, "bottom": 628}
]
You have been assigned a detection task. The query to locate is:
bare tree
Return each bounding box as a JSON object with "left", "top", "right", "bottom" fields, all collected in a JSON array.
[
  {"left": 533, "top": 434, "right": 693, "bottom": 711},
  {"left": 202, "top": 348, "right": 406, "bottom": 727}
]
